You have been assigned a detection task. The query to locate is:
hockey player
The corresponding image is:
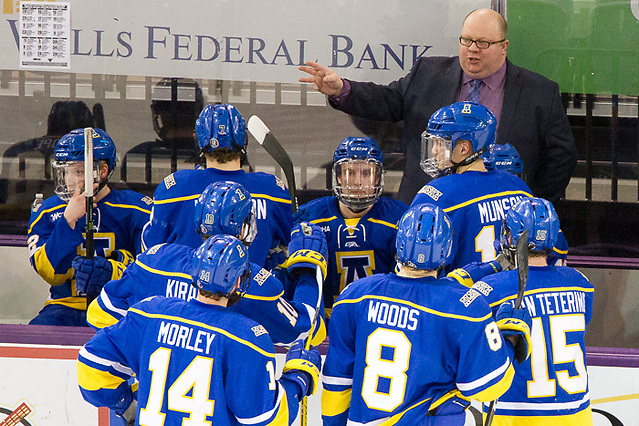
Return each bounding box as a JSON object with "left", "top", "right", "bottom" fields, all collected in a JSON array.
[
  {"left": 321, "top": 203, "right": 532, "bottom": 425},
  {"left": 27, "top": 128, "right": 151, "bottom": 326},
  {"left": 412, "top": 102, "right": 532, "bottom": 271},
  {"left": 296, "top": 137, "right": 407, "bottom": 319},
  {"left": 77, "top": 234, "right": 322, "bottom": 426},
  {"left": 483, "top": 143, "right": 569, "bottom": 267},
  {"left": 471, "top": 197, "right": 593, "bottom": 424},
  {"left": 86, "top": 180, "right": 326, "bottom": 346},
  {"left": 142, "top": 103, "right": 293, "bottom": 267}
]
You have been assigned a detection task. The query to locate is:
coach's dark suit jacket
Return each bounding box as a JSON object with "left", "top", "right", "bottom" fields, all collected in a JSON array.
[{"left": 331, "top": 56, "right": 577, "bottom": 205}]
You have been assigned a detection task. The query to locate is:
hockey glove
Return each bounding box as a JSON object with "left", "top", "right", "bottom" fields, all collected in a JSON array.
[
  {"left": 284, "top": 222, "right": 328, "bottom": 280},
  {"left": 113, "top": 385, "right": 137, "bottom": 425},
  {"left": 448, "top": 260, "right": 503, "bottom": 288},
  {"left": 108, "top": 249, "right": 135, "bottom": 267},
  {"left": 74, "top": 256, "right": 113, "bottom": 297},
  {"left": 73, "top": 254, "right": 129, "bottom": 297},
  {"left": 292, "top": 208, "right": 309, "bottom": 225},
  {"left": 281, "top": 339, "right": 322, "bottom": 398},
  {"left": 496, "top": 302, "right": 532, "bottom": 364},
  {"left": 265, "top": 244, "right": 288, "bottom": 271}
]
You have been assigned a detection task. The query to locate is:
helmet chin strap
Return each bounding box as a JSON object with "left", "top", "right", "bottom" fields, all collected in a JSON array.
[{"left": 449, "top": 146, "right": 488, "bottom": 174}]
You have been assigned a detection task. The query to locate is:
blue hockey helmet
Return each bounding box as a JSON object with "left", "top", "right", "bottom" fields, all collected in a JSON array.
[
  {"left": 54, "top": 128, "right": 117, "bottom": 169},
  {"left": 483, "top": 143, "right": 524, "bottom": 176},
  {"left": 195, "top": 104, "right": 247, "bottom": 156},
  {"left": 421, "top": 102, "right": 496, "bottom": 177},
  {"left": 547, "top": 230, "right": 568, "bottom": 266},
  {"left": 52, "top": 128, "right": 117, "bottom": 201},
  {"left": 194, "top": 181, "right": 256, "bottom": 245},
  {"left": 332, "top": 137, "right": 384, "bottom": 211},
  {"left": 500, "top": 197, "right": 560, "bottom": 254},
  {"left": 395, "top": 203, "right": 453, "bottom": 270},
  {"left": 191, "top": 235, "right": 251, "bottom": 305}
]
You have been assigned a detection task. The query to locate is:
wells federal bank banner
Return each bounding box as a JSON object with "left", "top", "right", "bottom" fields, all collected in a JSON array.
[{"left": 1, "top": 0, "right": 487, "bottom": 84}]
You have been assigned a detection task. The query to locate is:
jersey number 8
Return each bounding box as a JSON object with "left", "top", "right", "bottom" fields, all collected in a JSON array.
[{"left": 361, "top": 328, "right": 411, "bottom": 412}]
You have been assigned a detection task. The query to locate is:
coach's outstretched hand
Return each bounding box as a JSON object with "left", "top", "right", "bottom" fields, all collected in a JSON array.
[
  {"left": 496, "top": 302, "right": 532, "bottom": 364},
  {"left": 285, "top": 222, "right": 328, "bottom": 280},
  {"left": 281, "top": 339, "right": 322, "bottom": 398},
  {"left": 298, "top": 61, "right": 345, "bottom": 97}
]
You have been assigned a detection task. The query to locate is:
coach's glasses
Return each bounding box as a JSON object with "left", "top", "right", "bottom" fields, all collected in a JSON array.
[{"left": 459, "top": 36, "right": 506, "bottom": 49}]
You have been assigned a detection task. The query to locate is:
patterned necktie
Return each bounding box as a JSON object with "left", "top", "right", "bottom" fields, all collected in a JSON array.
[{"left": 466, "top": 79, "right": 481, "bottom": 103}]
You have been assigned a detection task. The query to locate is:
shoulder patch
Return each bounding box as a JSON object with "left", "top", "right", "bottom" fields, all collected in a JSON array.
[
  {"left": 252, "top": 324, "right": 268, "bottom": 337},
  {"left": 459, "top": 288, "right": 480, "bottom": 307},
  {"left": 472, "top": 280, "right": 493, "bottom": 296},
  {"left": 253, "top": 268, "right": 272, "bottom": 286},
  {"left": 418, "top": 185, "right": 442, "bottom": 201},
  {"left": 163, "top": 173, "right": 177, "bottom": 190},
  {"left": 274, "top": 176, "right": 286, "bottom": 192},
  {"left": 141, "top": 196, "right": 153, "bottom": 205},
  {"left": 146, "top": 244, "right": 165, "bottom": 255}
]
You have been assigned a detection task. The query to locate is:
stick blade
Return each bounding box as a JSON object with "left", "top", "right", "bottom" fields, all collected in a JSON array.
[
  {"left": 514, "top": 229, "right": 529, "bottom": 308},
  {"left": 247, "top": 115, "right": 270, "bottom": 146}
]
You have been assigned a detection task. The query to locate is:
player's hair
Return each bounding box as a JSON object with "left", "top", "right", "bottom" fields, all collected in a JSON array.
[
  {"left": 198, "top": 288, "right": 224, "bottom": 301},
  {"left": 203, "top": 149, "right": 243, "bottom": 164}
]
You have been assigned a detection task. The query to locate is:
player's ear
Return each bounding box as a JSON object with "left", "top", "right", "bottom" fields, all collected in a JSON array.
[{"left": 99, "top": 161, "right": 109, "bottom": 180}]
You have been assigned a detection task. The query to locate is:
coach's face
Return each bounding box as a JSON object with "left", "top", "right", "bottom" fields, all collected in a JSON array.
[{"left": 458, "top": 9, "right": 508, "bottom": 79}]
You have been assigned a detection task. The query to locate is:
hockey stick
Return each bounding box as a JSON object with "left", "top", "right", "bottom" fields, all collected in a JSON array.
[
  {"left": 484, "top": 229, "right": 529, "bottom": 426},
  {"left": 247, "top": 116, "right": 298, "bottom": 213},
  {"left": 300, "top": 264, "right": 324, "bottom": 426},
  {"left": 84, "top": 127, "right": 95, "bottom": 261}
]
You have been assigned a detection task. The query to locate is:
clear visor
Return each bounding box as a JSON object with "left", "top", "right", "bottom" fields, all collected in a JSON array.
[
  {"left": 51, "top": 161, "right": 99, "bottom": 202},
  {"left": 239, "top": 207, "right": 258, "bottom": 246},
  {"left": 332, "top": 159, "right": 383, "bottom": 210},
  {"left": 420, "top": 132, "right": 453, "bottom": 178}
]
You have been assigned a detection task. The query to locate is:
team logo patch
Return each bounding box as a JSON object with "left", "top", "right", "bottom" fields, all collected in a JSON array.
[
  {"left": 460, "top": 288, "right": 480, "bottom": 307},
  {"left": 141, "top": 196, "right": 153, "bottom": 205},
  {"left": 164, "top": 173, "right": 176, "bottom": 189},
  {"left": 209, "top": 138, "right": 219, "bottom": 148},
  {"left": 418, "top": 185, "right": 442, "bottom": 201},
  {"left": 462, "top": 103, "right": 472, "bottom": 114},
  {"left": 274, "top": 176, "right": 286, "bottom": 191},
  {"left": 252, "top": 324, "right": 268, "bottom": 337}
]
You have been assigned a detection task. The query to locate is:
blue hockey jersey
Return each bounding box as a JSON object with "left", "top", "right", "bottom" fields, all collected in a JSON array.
[
  {"left": 88, "top": 242, "right": 324, "bottom": 345},
  {"left": 322, "top": 273, "right": 517, "bottom": 426},
  {"left": 78, "top": 296, "right": 303, "bottom": 425},
  {"left": 27, "top": 190, "right": 152, "bottom": 311},
  {"left": 142, "top": 168, "right": 293, "bottom": 267},
  {"left": 473, "top": 265, "right": 594, "bottom": 425},
  {"left": 411, "top": 170, "right": 532, "bottom": 272},
  {"left": 299, "top": 196, "right": 408, "bottom": 319}
]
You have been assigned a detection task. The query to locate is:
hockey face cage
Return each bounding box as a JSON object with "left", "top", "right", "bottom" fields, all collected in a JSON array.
[
  {"left": 53, "top": 128, "right": 116, "bottom": 201},
  {"left": 225, "top": 265, "right": 252, "bottom": 307},
  {"left": 52, "top": 160, "right": 100, "bottom": 202},
  {"left": 420, "top": 132, "right": 454, "bottom": 178},
  {"left": 332, "top": 158, "right": 383, "bottom": 211}
]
